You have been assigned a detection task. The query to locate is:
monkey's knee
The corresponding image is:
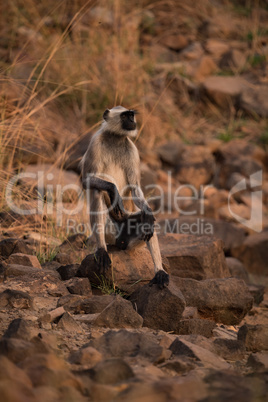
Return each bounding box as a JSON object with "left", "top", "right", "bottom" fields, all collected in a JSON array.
[
  {"left": 149, "top": 270, "right": 169, "bottom": 290},
  {"left": 94, "top": 247, "right": 111, "bottom": 275}
]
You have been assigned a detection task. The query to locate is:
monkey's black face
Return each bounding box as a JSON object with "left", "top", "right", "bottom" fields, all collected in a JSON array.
[{"left": 120, "top": 111, "right": 137, "bottom": 131}]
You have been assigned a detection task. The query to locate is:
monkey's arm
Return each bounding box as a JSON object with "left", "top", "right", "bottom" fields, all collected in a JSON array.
[
  {"left": 82, "top": 176, "right": 127, "bottom": 220},
  {"left": 131, "top": 185, "right": 155, "bottom": 242}
]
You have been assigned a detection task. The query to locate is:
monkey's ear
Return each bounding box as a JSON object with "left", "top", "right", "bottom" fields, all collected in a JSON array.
[{"left": 103, "top": 109, "right": 110, "bottom": 121}]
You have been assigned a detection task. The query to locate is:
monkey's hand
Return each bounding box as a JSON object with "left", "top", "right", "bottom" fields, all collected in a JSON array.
[
  {"left": 94, "top": 248, "right": 111, "bottom": 275},
  {"left": 141, "top": 205, "right": 155, "bottom": 242},
  {"left": 108, "top": 186, "right": 128, "bottom": 221},
  {"left": 149, "top": 270, "right": 169, "bottom": 290}
]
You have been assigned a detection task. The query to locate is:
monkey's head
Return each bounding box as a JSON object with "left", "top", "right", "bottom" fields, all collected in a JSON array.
[{"left": 102, "top": 106, "right": 137, "bottom": 138}]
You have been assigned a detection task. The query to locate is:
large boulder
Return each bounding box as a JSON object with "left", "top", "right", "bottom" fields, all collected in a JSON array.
[
  {"left": 85, "top": 358, "right": 134, "bottom": 385},
  {"left": 169, "top": 337, "right": 230, "bottom": 370},
  {"left": 129, "top": 282, "right": 185, "bottom": 332},
  {"left": 173, "top": 277, "right": 253, "bottom": 325},
  {"left": 240, "top": 86, "right": 268, "bottom": 117},
  {"left": 203, "top": 76, "right": 248, "bottom": 108},
  {"left": 238, "top": 324, "right": 268, "bottom": 352},
  {"left": 77, "top": 245, "right": 155, "bottom": 293},
  {"left": 90, "top": 329, "right": 168, "bottom": 364},
  {"left": 161, "top": 217, "right": 246, "bottom": 252},
  {"left": 175, "top": 145, "right": 215, "bottom": 188},
  {"left": 231, "top": 232, "right": 268, "bottom": 282},
  {"left": 0, "top": 238, "right": 31, "bottom": 259},
  {"left": 22, "top": 164, "right": 81, "bottom": 202},
  {"left": 7, "top": 253, "right": 41, "bottom": 269},
  {"left": 159, "top": 234, "right": 230, "bottom": 280},
  {"left": 226, "top": 257, "right": 249, "bottom": 283},
  {"left": 93, "top": 295, "right": 143, "bottom": 329}
]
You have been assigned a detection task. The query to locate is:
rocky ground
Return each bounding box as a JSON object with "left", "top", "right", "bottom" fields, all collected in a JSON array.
[{"left": 0, "top": 230, "right": 267, "bottom": 402}]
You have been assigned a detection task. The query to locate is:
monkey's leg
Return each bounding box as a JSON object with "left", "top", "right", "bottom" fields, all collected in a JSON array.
[
  {"left": 114, "top": 211, "right": 169, "bottom": 289},
  {"left": 90, "top": 191, "right": 111, "bottom": 274},
  {"left": 146, "top": 234, "right": 169, "bottom": 289},
  {"left": 83, "top": 176, "right": 127, "bottom": 220}
]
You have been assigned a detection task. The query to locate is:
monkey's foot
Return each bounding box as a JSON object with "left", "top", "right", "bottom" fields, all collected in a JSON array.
[
  {"left": 141, "top": 206, "right": 155, "bottom": 242},
  {"left": 149, "top": 270, "right": 169, "bottom": 290},
  {"left": 94, "top": 248, "right": 111, "bottom": 275}
]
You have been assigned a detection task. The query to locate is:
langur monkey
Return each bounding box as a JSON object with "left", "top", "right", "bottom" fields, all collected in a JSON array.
[{"left": 81, "top": 106, "right": 169, "bottom": 288}]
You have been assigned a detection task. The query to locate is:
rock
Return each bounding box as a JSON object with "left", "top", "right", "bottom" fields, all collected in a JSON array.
[
  {"left": 220, "top": 49, "right": 247, "bottom": 70},
  {"left": 182, "top": 307, "right": 199, "bottom": 319},
  {"left": 59, "top": 295, "right": 113, "bottom": 314},
  {"left": 147, "top": 43, "right": 182, "bottom": 63},
  {"left": 169, "top": 338, "right": 230, "bottom": 370},
  {"left": 73, "top": 314, "right": 99, "bottom": 325},
  {"left": 173, "top": 277, "right": 253, "bottom": 325},
  {"left": 240, "top": 86, "right": 268, "bottom": 117},
  {"left": 238, "top": 324, "right": 268, "bottom": 351},
  {"left": 19, "top": 353, "right": 83, "bottom": 391},
  {"left": 203, "top": 76, "right": 248, "bottom": 108},
  {"left": 203, "top": 370, "right": 265, "bottom": 402},
  {"left": 69, "top": 346, "right": 102, "bottom": 366},
  {"left": 59, "top": 234, "right": 88, "bottom": 253},
  {"left": 175, "top": 145, "right": 215, "bottom": 188},
  {"left": 226, "top": 257, "right": 249, "bottom": 283},
  {"left": 57, "top": 312, "right": 83, "bottom": 333},
  {"left": 212, "top": 325, "right": 237, "bottom": 341},
  {"left": 218, "top": 203, "right": 252, "bottom": 224},
  {"left": 39, "top": 307, "right": 65, "bottom": 323},
  {"left": 140, "top": 163, "right": 158, "bottom": 196},
  {"left": 212, "top": 338, "right": 246, "bottom": 360},
  {"left": 0, "top": 355, "right": 32, "bottom": 388},
  {"left": 32, "top": 387, "right": 60, "bottom": 402},
  {"left": 231, "top": 232, "right": 268, "bottom": 280},
  {"left": 57, "top": 264, "right": 80, "bottom": 280},
  {"left": 156, "top": 141, "right": 185, "bottom": 166},
  {"left": 0, "top": 289, "right": 34, "bottom": 309},
  {"left": 191, "top": 56, "right": 218, "bottom": 81},
  {"left": 66, "top": 277, "right": 92, "bottom": 296},
  {"left": 214, "top": 156, "right": 263, "bottom": 191},
  {"left": 78, "top": 246, "right": 155, "bottom": 293},
  {"left": 7, "top": 253, "right": 41, "bottom": 268},
  {"left": 159, "top": 234, "right": 229, "bottom": 280},
  {"left": 53, "top": 252, "right": 72, "bottom": 265},
  {"left": 94, "top": 295, "right": 143, "bottom": 329},
  {"left": 162, "top": 218, "right": 246, "bottom": 252},
  {"left": 34, "top": 386, "right": 87, "bottom": 402},
  {"left": 22, "top": 164, "right": 81, "bottom": 202},
  {"left": 159, "top": 34, "right": 188, "bottom": 51},
  {"left": 91, "top": 329, "right": 167, "bottom": 364},
  {"left": 247, "top": 284, "right": 265, "bottom": 305},
  {"left": 116, "top": 376, "right": 208, "bottom": 402},
  {"left": 214, "top": 139, "right": 266, "bottom": 166},
  {"left": 178, "top": 319, "right": 216, "bottom": 338},
  {"left": 205, "top": 39, "right": 230, "bottom": 58},
  {"left": 4, "top": 264, "right": 44, "bottom": 278},
  {"left": 0, "top": 337, "right": 51, "bottom": 364},
  {"left": 159, "top": 357, "right": 195, "bottom": 374},
  {"left": 129, "top": 282, "right": 185, "bottom": 332},
  {"left": 86, "top": 358, "right": 134, "bottom": 384},
  {"left": 3, "top": 319, "right": 34, "bottom": 341},
  {"left": 0, "top": 380, "right": 36, "bottom": 402},
  {"left": 0, "top": 238, "right": 31, "bottom": 258},
  {"left": 247, "top": 352, "right": 268, "bottom": 371},
  {"left": 180, "top": 42, "right": 204, "bottom": 60}
]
